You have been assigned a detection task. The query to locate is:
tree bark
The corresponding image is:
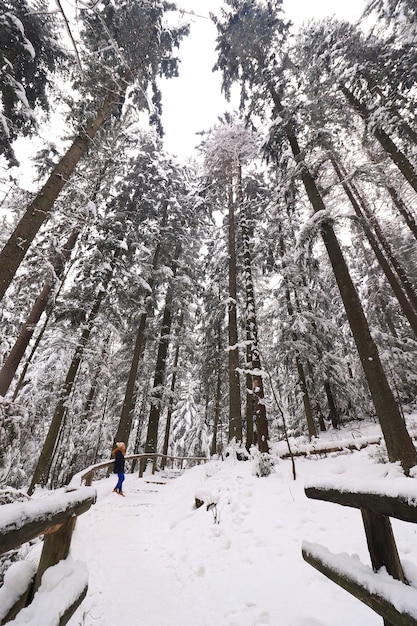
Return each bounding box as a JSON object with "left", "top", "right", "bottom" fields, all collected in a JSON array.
[
  {"left": 386, "top": 185, "right": 417, "bottom": 242},
  {"left": 331, "top": 155, "right": 417, "bottom": 338},
  {"left": 341, "top": 85, "right": 417, "bottom": 195},
  {"left": 227, "top": 170, "right": 243, "bottom": 444},
  {"left": 0, "top": 228, "right": 80, "bottom": 396},
  {"left": 269, "top": 85, "right": 417, "bottom": 474},
  {"left": 28, "top": 256, "right": 117, "bottom": 494},
  {"left": 161, "top": 315, "right": 183, "bottom": 468},
  {"left": 0, "top": 78, "right": 127, "bottom": 302},
  {"left": 238, "top": 164, "right": 268, "bottom": 452},
  {"left": 112, "top": 203, "right": 168, "bottom": 449}
]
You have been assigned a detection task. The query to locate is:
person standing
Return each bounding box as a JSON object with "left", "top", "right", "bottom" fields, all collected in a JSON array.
[{"left": 112, "top": 442, "right": 126, "bottom": 496}]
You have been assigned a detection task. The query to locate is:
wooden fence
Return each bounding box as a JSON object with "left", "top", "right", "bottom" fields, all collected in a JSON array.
[
  {"left": 80, "top": 452, "right": 208, "bottom": 486},
  {"left": 0, "top": 453, "right": 207, "bottom": 624},
  {"left": 0, "top": 488, "right": 96, "bottom": 625},
  {"left": 302, "top": 481, "right": 417, "bottom": 625}
]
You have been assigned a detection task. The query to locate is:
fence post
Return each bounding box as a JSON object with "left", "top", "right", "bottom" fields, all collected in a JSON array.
[
  {"left": 361, "top": 508, "right": 405, "bottom": 626},
  {"left": 32, "top": 516, "right": 77, "bottom": 595}
]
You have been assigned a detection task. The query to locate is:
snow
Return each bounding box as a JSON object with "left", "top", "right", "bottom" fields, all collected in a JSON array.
[
  {"left": 0, "top": 487, "right": 96, "bottom": 533},
  {"left": 2, "top": 435, "right": 417, "bottom": 625}
]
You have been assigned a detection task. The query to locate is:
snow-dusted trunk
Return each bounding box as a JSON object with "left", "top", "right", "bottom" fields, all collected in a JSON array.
[
  {"left": 386, "top": 186, "right": 417, "bottom": 242},
  {"left": 237, "top": 165, "right": 268, "bottom": 452},
  {"left": 269, "top": 86, "right": 417, "bottom": 472},
  {"left": 277, "top": 225, "right": 317, "bottom": 440},
  {"left": 0, "top": 228, "right": 80, "bottom": 397},
  {"left": 331, "top": 155, "right": 417, "bottom": 338},
  {"left": 161, "top": 315, "right": 183, "bottom": 468},
  {"left": 340, "top": 86, "right": 417, "bottom": 195},
  {"left": 112, "top": 204, "right": 168, "bottom": 450},
  {"left": 27, "top": 257, "right": 117, "bottom": 494},
  {"left": 145, "top": 280, "right": 176, "bottom": 455},
  {"left": 0, "top": 78, "right": 128, "bottom": 303},
  {"left": 227, "top": 171, "right": 242, "bottom": 444}
]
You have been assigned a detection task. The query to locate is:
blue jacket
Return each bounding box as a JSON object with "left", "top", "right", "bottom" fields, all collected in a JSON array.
[{"left": 113, "top": 450, "right": 125, "bottom": 474}]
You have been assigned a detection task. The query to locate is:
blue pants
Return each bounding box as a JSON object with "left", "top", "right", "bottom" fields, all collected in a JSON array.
[{"left": 115, "top": 472, "right": 125, "bottom": 492}]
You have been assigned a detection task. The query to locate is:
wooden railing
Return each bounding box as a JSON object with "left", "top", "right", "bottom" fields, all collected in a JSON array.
[
  {"left": 0, "top": 487, "right": 96, "bottom": 625},
  {"left": 0, "top": 453, "right": 207, "bottom": 624},
  {"left": 79, "top": 453, "right": 208, "bottom": 486},
  {"left": 302, "top": 479, "right": 417, "bottom": 626}
]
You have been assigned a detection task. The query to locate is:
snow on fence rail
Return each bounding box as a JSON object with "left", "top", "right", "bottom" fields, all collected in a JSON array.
[
  {"left": 302, "top": 478, "right": 417, "bottom": 626},
  {"left": 75, "top": 452, "right": 209, "bottom": 487},
  {"left": 0, "top": 487, "right": 96, "bottom": 625}
]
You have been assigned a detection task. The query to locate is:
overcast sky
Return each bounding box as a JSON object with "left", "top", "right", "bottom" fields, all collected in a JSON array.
[{"left": 160, "top": 0, "right": 367, "bottom": 161}]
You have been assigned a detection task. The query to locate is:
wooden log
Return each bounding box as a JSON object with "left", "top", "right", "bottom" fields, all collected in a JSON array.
[
  {"left": 305, "top": 486, "right": 417, "bottom": 523},
  {"left": 302, "top": 544, "right": 417, "bottom": 626}
]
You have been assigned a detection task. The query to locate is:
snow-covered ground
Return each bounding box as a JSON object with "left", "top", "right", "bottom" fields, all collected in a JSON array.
[
  {"left": 2, "top": 420, "right": 417, "bottom": 626},
  {"left": 66, "top": 431, "right": 417, "bottom": 625}
]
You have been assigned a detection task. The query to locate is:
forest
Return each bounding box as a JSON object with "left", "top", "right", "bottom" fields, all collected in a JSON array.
[{"left": 1, "top": 0, "right": 417, "bottom": 497}]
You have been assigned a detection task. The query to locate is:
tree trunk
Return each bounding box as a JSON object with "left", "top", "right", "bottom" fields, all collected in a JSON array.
[
  {"left": 112, "top": 204, "right": 168, "bottom": 449},
  {"left": 277, "top": 225, "right": 317, "bottom": 440},
  {"left": 238, "top": 164, "right": 268, "bottom": 451},
  {"left": 28, "top": 258, "right": 117, "bottom": 494},
  {"left": 227, "top": 170, "right": 243, "bottom": 444},
  {"left": 386, "top": 185, "right": 417, "bottom": 242},
  {"left": 161, "top": 317, "right": 183, "bottom": 468},
  {"left": 341, "top": 86, "right": 417, "bottom": 195},
  {"left": 331, "top": 155, "right": 417, "bottom": 338},
  {"left": 0, "top": 78, "right": 127, "bottom": 302},
  {"left": 144, "top": 281, "right": 176, "bottom": 455},
  {"left": 269, "top": 85, "right": 417, "bottom": 474},
  {"left": 0, "top": 228, "right": 80, "bottom": 396}
]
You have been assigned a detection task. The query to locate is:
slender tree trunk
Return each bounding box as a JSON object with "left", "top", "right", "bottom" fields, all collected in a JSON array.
[
  {"left": 277, "top": 225, "right": 317, "bottom": 440},
  {"left": 269, "top": 85, "right": 417, "bottom": 473},
  {"left": 324, "top": 381, "right": 339, "bottom": 429},
  {"left": 145, "top": 280, "right": 176, "bottom": 455},
  {"left": 227, "top": 170, "right": 242, "bottom": 443},
  {"left": 237, "top": 164, "right": 268, "bottom": 451},
  {"left": 341, "top": 86, "right": 417, "bottom": 195},
  {"left": 386, "top": 185, "right": 417, "bottom": 242},
  {"left": 331, "top": 155, "right": 417, "bottom": 338},
  {"left": 112, "top": 204, "right": 168, "bottom": 449},
  {"left": 12, "top": 261, "right": 73, "bottom": 401},
  {"left": 28, "top": 258, "right": 117, "bottom": 494},
  {"left": 0, "top": 79, "right": 128, "bottom": 303},
  {"left": 0, "top": 228, "right": 80, "bottom": 396},
  {"left": 161, "top": 317, "right": 183, "bottom": 468}
]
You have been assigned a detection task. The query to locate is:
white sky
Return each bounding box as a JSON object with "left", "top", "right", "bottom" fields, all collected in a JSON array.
[{"left": 160, "top": 0, "right": 367, "bottom": 160}]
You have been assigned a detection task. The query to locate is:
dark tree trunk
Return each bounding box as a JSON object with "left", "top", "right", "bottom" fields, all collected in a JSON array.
[
  {"left": 269, "top": 86, "right": 417, "bottom": 474},
  {"left": 0, "top": 80, "right": 128, "bottom": 302},
  {"left": 341, "top": 86, "right": 417, "bottom": 195},
  {"left": 0, "top": 228, "right": 80, "bottom": 396},
  {"left": 161, "top": 316, "right": 183, "bottom": 468},
  {"left": 28, "top": 258, "right": 117, "bottom": 494},
  {"left": 324, "top": 381, "right": 339, "bottom": 429},
  {"left": 277, "top": 225, "right": 317, "bottom": 440},
  {"left": 112, "top": 204, "right": 168, "bottom": 450},
  {"left": 227, "top": 171, "right": 243, "bottom": 444},
  {"left": 386, "top": 186, "right": 417, "bottom": 242},
  {"left": 145, "top": 281, "right": 176, "bottom": 455},
  {"left": 211, "top": 316, "right": 223, "bottom": 457},
  {"left": 331, "top": 155, "right": 417, "bottom": 338},
  {"left": 238, "top": 165, "right": 268, "bottom": 452}
]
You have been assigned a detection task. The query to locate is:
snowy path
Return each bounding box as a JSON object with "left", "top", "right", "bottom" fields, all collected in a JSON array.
[{"left": 66, "top": 455, "right": 416, "bottom": 626}]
